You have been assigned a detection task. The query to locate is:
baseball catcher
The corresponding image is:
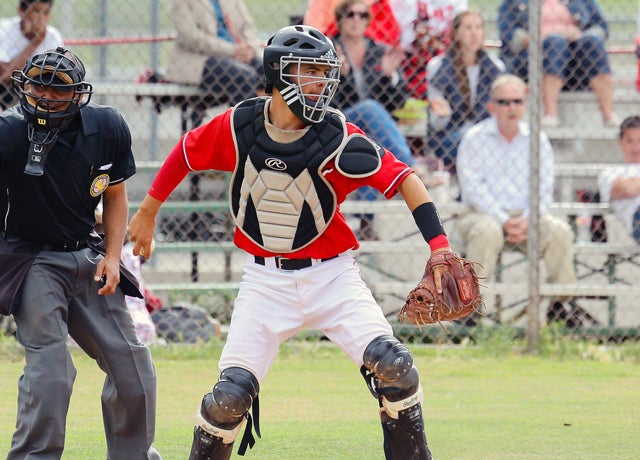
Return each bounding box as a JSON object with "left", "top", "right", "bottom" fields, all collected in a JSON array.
[
  {"left": 399, "top": 251, "right": 483, "bottom": 331},
  {"left": 129, "top": 22, "right": 474, "bottom": 460}
]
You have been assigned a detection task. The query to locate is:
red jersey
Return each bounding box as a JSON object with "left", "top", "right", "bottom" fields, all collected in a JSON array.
[{"left": 149, "top": 101, "right": 413, "bottom": 259}]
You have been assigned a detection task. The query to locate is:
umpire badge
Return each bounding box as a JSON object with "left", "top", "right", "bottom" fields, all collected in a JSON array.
[{"left": 90, "top": 174, "right": 110, "bottom": 197}]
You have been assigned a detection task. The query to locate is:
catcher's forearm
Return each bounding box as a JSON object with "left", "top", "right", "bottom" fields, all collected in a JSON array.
[{"left": 412, "top": 202, "right": 449, "bottom": 251}]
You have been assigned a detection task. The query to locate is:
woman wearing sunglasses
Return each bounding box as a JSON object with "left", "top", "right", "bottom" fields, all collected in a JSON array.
[{"left": 303, "top": 0, "right": 401, "bottom": 47}]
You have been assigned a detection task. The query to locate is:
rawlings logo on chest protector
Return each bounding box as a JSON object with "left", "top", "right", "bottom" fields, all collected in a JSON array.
[{"left": 265, "top": 158, "right": 287, "bottom": 171}]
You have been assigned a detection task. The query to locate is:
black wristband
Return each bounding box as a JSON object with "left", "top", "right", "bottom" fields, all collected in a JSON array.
[{"left": 412, "top": 202, "right": 446, "bottom": 243}]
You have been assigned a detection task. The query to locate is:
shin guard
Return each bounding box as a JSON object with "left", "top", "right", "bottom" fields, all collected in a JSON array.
[
  {"left": 188, "top": 400, "right": 245, "bottom": 460},
  {"left": 380, "top": 397, "right": 432, "bottom": 460},
  {"left": 189, "top": 367, "right": 259, "bottom": 460},
  {"left": 362, "top": 336, "right": 433, "bottom": 460},
  {"left": 189, "top": 425, "right": 236, "bottom": 460}
]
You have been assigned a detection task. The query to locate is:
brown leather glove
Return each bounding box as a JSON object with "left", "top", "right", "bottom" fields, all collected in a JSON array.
[{"left": 398, "top": 251, "right": 483, "bottom": 331}]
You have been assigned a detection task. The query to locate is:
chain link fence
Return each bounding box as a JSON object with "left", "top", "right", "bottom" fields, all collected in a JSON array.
[{"left": 2, "top": 0, "right": 639, "bottom": 345}]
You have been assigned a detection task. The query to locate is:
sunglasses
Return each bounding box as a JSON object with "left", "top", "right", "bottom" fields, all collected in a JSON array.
[
  {"left": 493, "top": 98, "right": 525, "bottom": 106},
  {"left": 345, "top": 11, "right": 370, "bottom": 19}
]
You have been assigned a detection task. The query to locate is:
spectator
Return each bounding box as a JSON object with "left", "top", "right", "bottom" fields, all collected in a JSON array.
[
  {"left": 1, "top": 47, "right": 161, "bottom": 459},
  {"left": 0, "top": 0, "right": 63, "bottom": 111},
  {"left": 331, "top": 0, "right": 429, "bottom": 240},
  {"left": 303, "top": 0, "right": 402, "bottom": 47},
  {"left": 456, "top": 74, "right": 579, "bottom": 326},
  {"left": 498, "top": 0, "right": 618, "bottom": 128},
  {"left": 166, "top": 0, "right": 264, "bottom": 127},
  {"left": 401, "top": 0, "right": 468, "bottom": 101},
  {"left": 598, "top": 115, "right": 640, "bottom": 244},
  {"left": 427, "top": 9, "right": 504, "bottom": 172}
]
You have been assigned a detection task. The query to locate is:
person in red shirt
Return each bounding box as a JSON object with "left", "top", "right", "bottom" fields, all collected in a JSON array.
[
  {"left": 303, "top": 0, "right": 401, "bottom": 47},
  {"left": 129, "top": 25, "right": 455, "bottom": 460}
]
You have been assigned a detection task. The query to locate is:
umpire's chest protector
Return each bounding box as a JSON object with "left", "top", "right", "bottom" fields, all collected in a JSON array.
[{"left": 229, "top": 99, "right": 364, "bottom": 253}]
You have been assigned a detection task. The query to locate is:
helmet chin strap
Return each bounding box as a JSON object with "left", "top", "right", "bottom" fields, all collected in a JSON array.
[{"left": 24, "top": 123, "right": 60, "bottom": 176}]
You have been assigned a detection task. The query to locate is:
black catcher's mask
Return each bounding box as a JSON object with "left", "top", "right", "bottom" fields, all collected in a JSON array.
[
  {"left": 263, "top": 25, "right": 341, "bottom": 125},
  {"left": 11, "top": 46, "right": 93, "bottom": 176}
]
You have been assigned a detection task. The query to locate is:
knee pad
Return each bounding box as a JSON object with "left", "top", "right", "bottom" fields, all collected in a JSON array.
[
  {"left": 362, "top": 336, "right": 423, "bottom": 418},
  {"left": 196, "top": 367, "right": 259, "bottom": 443},
  {"left": 363, "top": 335, "right": 414, "bottom": 383}
]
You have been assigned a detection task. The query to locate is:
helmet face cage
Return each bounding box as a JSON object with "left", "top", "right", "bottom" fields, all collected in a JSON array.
[
  {"left": 264, "top": 25, "right": 342, "bottom": 124},
  {"left": 278, "top": 55, "right": 341, "bottom": 124},
  {"left": 12, "top": 47, "right": 93, "bottom": 132}
]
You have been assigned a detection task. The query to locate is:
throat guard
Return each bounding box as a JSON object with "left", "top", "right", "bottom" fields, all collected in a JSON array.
[{"left": 24, "top": 121, "right": 60, "bottom": 176}]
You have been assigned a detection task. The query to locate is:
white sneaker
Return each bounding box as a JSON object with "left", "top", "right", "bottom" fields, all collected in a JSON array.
[{"left": 541, "top": 115, "right": 560, "bottom": 128}]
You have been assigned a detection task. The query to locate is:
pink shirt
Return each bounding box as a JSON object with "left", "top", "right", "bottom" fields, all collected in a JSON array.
[{"left": 541, "top": 0, "right": 575, "bottom": 38}]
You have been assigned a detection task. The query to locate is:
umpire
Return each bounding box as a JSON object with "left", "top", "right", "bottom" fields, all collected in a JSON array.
[{"left": 0, "top": 47, "right": 162, "bottom": 459}]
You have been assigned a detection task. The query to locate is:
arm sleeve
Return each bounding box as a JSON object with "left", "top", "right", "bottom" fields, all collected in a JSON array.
[
  {"left": 147, "top": 141, "right": 191, "bottom": 202},
  {"left": 148, "top": 108, "right": 236, "bottom": 201}
]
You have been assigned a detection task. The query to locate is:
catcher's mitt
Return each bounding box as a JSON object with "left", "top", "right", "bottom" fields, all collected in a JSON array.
[{"left": 398, "top": 251, "right": 482, "bottom": 331}]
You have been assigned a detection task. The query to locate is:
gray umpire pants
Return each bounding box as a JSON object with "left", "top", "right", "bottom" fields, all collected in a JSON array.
[{"left": 8, "top": 249, "right": 162, "bottom": 460}]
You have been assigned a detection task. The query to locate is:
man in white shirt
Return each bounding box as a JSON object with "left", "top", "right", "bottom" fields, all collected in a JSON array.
[
  {"left": 456, "top": 74, "right": 578, "bottom": 325},
  {"left": 0, "top": 0, "right": 64, "bottom": 110},
  {"left": 598, "top": 115, "right": 640, "bottom": 244}
]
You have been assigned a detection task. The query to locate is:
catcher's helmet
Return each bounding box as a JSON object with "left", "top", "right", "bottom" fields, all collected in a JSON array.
[
  {"left": 11, "top": 46, "right": 93, "bottom": 133},
  {"left": 263, "top": 25, "right": 341, "bottom": 124}
]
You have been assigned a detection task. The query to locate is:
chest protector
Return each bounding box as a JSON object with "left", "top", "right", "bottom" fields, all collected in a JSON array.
[{"left": 230, "top": 99, "right": 380, "bottom": 253}]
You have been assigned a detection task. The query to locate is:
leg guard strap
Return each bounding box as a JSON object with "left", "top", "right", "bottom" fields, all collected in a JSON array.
[
  {"left": 380, "top": 385, "right": 424, "bottom": 419},
  {"left": 237, "top": 399, "right": 259, "bottom": 456},
  {"left": 195, "top": 410, "right": 244, "bottom": 445}
]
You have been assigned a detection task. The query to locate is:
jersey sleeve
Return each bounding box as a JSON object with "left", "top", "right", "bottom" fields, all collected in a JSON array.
[
  {"left": 182, "top": 108, "right": 237, "bottom": 172},
  {"left": 108, "top": 109, "right": 136, "bottom": 185},
  {"left": 344, "top": 122, "right": 413, "bottom": 199},
  {"left": 148, "top": 108, "right": 237, "bottom": 202}
]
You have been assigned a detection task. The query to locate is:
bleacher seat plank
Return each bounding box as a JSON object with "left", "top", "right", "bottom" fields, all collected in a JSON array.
[{"left": 92, "top": 82, "right": 200, "bottom": 98}]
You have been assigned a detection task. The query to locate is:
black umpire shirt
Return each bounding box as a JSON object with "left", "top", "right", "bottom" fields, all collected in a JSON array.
[{"left": 0, "top": 103, "right": 136, "bottom": 244}]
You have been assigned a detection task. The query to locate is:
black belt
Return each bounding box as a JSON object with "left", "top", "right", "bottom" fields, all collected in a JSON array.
[
  {"left": 254, "top": 255, "right": 338, "bottom": 270},
  {"left": 2, "top": 231, "right": 88, "bottom": 252},
  {"left": 42, "top": 239, "right": 89, "bottom": 252}
]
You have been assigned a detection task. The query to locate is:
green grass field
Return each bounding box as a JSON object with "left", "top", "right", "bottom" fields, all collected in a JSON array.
[{"left": 1, "top": 335, "right": 639, "bottom": 459}]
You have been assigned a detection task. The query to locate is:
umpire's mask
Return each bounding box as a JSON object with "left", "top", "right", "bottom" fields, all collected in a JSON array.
[{"left": 11, "top": 46, "right": 93, "bottom": 176}]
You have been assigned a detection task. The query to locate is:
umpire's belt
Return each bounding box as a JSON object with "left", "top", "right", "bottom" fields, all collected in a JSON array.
[
  {"left": 3, "top": 233, "right": 88, "bottom": 252},
  {"left": 42, "top": 239, "right": 89, "bottom": 252},
  {"left": 254, "top": 255, "right": 338, "bottom": 271}
]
